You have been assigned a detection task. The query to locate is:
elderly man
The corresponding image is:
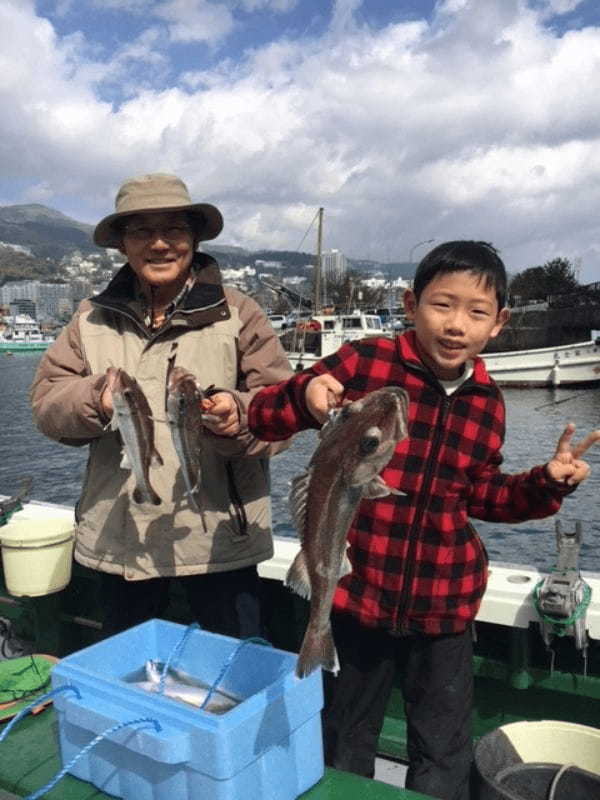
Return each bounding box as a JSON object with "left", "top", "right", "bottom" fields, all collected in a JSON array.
[{"left": 31, "top": 173, "right": 292, "bottom": 638}]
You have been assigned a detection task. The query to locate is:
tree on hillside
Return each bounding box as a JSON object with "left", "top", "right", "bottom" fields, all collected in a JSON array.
[{"left": 508, "top": 257, "right": 579, "bottom": 305}]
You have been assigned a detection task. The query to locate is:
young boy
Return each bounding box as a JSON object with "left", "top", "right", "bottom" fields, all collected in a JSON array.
[{"left": 247, "top": 241, "right": 599, "bottom": 800}]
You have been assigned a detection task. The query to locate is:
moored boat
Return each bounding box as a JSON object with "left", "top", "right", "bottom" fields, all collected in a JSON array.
[
  {"left": 281, "top": 310, "right": 386, "bottom": 371},
  {"left": 481, "top": 338, "right": 600, "bottom": 387},
  {"left": 0, "top": 315, "right": 54, "bottom": 354}
]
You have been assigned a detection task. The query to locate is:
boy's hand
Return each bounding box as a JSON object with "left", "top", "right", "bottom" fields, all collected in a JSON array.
[
  {"left": 545, "top": 423, "right": 600, "bottom": 486},
  {"left": 201, "top": 392, "right": 240, "bottom": 436},
  {"left": 306, "top": 374, "right": 345, "bottom": 424}
]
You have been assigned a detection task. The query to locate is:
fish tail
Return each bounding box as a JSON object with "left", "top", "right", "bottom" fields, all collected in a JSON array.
[{"left": 296, "top": 623, "right": 339, "bottom": 678}]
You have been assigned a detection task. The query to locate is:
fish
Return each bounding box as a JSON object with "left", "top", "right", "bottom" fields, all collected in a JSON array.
[
  {"left": 286, "top": 386, "right": 410, "bottom": 678},
  {"left": 107, "top": 367, "right": 163, "bottom": 505},
  {"left": 166, "top": 366, "right": 205, "bottom": 515},
  {"left": 134, "top": 659, "right": 241, "bottom": 714}
]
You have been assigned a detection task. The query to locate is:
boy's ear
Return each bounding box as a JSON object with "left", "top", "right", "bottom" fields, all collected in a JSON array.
[
  {"left": 490, "top": 307, "right": 510, "bottom": 338},
  {"left": 403, "top": 289, "right": 417, "bottom": 320}
]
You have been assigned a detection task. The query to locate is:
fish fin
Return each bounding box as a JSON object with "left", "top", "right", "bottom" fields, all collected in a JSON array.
[
  {"left": 296, "top": 623, "right": 340, "bottom": 678},
  {"left": 288, "top": 471, "right": 311, "bottom": 540},
  {"left": 285, "top": 549, "right": 312, "bottom": 600},
  {"left": 362, "top": 475, "right": 403, "bottom": 498}
]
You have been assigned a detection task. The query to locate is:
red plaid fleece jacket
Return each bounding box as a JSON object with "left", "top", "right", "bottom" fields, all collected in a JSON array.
[{"left": 248, "top": 330, "right": 573, "bottom": 635}]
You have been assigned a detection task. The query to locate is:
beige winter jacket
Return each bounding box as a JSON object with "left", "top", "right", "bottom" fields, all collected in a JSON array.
[{"left": 30, "top": 253, "right": 293, "bottom": 580}]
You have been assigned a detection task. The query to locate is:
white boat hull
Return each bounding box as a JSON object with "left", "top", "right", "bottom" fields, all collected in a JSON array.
[
  {"left": 4, "top": 498, "right": 600, "bottom": 640},
  {"left": 482, "top": 340, "right": 600, "bottom": 386}
]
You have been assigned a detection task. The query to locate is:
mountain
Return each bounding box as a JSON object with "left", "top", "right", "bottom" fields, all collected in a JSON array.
[
  {"left": 0, "top": 204, "right": 96, "bottom": 261},
  {"left": 0, "top": 202, "right": 417, "bottom": 284}
]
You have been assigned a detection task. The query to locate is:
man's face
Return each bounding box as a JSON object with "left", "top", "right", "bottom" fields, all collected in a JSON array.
[
  {"left": 404, "top": 269, "right": 509, "bottom": 380},
  {"left": 119, "top": 211, "right": 195, "bottom": 292}
]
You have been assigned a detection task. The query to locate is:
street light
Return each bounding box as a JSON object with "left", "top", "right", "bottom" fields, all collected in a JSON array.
[{"left": 408, "top": 238, "right": 435, "bottom": 265}]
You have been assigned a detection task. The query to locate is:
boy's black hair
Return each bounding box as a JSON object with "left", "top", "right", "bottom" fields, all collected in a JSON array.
[{"left": 413, "top": 240, "right": 507, "bottom": 310}]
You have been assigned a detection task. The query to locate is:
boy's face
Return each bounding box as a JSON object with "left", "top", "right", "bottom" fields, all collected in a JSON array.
[{"left": 403, "top": 270, "right": 509, "bottom": 381}]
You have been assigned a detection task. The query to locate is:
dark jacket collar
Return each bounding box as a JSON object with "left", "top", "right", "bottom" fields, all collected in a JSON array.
[
  {"left": 90, "top": 252, "right": 230, "bottom": 322},
  {"left": 397, "top": 329, "right": 493, "bottom": 387}
]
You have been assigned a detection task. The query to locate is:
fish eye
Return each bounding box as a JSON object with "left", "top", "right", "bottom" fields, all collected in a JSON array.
[{"left": 360, "top": 435, "right": 380, "bottom": 454}]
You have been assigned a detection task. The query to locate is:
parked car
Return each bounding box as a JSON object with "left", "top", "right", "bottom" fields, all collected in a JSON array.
[{"left": 267, "top": 314, "right": 287, "bottom": 331}]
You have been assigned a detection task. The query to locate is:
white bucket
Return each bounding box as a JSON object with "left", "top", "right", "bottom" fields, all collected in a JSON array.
[{"left": 0, "top": 514, "right": 74, "bottom": 597}]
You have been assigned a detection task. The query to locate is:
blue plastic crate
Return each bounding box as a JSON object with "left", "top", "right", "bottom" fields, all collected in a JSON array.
[{"left": 51, "top": 619, "right": 324, "bottom": 800}]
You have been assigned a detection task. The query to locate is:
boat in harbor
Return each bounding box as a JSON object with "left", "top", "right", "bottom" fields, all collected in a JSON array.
[
  {"left": 482, "top": 338, "right": 600, "bottom": 387},
  {"left": 0, "top": 496, "right": 598, "bottom": 798},
  {"left": 0, "top": 315, "right": 54, "bottom": 354},
  {"left": 281, "top": 309, "right": 386, "bottom": 371}
]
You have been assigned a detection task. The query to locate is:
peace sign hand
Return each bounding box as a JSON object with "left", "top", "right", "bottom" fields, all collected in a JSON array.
[{"left": 545, "top": 423, "right": 600, "bottom": 486}]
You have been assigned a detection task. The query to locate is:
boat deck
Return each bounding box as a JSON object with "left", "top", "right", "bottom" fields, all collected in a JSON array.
[{"left": 0, "top": 707, "right": 428, "bottom": 799}]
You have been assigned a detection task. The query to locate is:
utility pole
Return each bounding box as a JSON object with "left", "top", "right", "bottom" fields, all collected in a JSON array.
[{"left": 314, "top": 207, "right": 324, "bottom": 314}]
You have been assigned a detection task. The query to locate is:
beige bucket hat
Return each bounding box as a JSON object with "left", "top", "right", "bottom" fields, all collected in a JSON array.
[{"left": 93, "top": 173, "right": 223, "bottom": 248}]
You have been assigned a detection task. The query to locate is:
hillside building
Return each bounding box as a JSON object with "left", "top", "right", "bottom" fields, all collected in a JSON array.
[{"left": 321, "top": 249, "right": 347, "bottom": 282}]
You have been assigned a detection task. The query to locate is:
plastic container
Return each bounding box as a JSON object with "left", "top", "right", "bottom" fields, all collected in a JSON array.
[
  {"left": 474, "top": 720, "right": 600, "bottom": 799},
  {"left": 51, "top": 619, "right": 324, "bottom": 800},
  {"left": 0, "top": 514, "right": 74, "bottom": 596}
]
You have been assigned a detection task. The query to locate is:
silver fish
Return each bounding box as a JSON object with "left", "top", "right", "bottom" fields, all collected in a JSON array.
[
  {"left": 286, "top": 386, "right": 410, "bottom": 678},
  {"left": 166, "top": 366, "right": 205, "bottom": 516},
  {"left": 135, "top": 659, "right": 241, "bottom": 714},
  {"left": 107, "top": 367, "right": 163, "bottom": 505}
]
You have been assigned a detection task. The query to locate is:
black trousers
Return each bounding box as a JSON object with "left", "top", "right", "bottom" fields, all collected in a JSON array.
[
  {"left": 99, "top": 565, "right": 264, "bottom": 640},
  {"left": 323, "top": 613, "right": 474, "bottom": 800}
]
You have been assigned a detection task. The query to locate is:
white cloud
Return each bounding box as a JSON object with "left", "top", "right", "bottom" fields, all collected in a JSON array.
[
  {"left": 542, "top": 0, "right": 585, "bottom": 15},
  {"left": 154, "top": 0, "right": 234, "bottom": 44},
  {"left": 239, "top": 0, "right": 298, "bottom": 11},
  {"left": 1, "top": 0, "right": 600, "bottom": 281}
]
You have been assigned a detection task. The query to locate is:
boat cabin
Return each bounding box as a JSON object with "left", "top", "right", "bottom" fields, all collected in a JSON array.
[{"left": 281, "top": 310, "right": 384, "bottom": 367}]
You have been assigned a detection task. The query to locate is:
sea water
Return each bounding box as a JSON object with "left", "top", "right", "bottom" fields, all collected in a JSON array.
[{"left": 1, "top": 352, "right": 599, "bottom": 573}]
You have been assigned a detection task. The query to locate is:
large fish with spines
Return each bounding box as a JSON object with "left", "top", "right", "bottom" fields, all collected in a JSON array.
[
  {"left": 107, "top": 367, "right": 163, "bottom": 505},
  {"left": 286, "top": 386, "right": 410, "bottom": 678}
]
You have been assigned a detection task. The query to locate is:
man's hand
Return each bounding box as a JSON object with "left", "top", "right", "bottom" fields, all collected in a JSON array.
[
  {"left": 546, "top": 423, "right": 600, "bottom": 486},
  {"left": 100, "top": 369, "right": 116, "bottom": 418},
  {"left": 201, "top": 392, "right": 240, "bottom": 436},
  {"left": 306, "top": 374, "right": 345, "bottom": 424}
]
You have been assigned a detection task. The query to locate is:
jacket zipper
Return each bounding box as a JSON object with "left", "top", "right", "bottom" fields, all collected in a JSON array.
[
  {"left": 390, "top": 370, "right": 496, "bottom": 634},
  {"left": 392, "top": 391, "right": 450, "bottom": 634}
]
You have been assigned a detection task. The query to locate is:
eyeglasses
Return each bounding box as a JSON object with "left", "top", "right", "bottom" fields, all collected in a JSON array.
[{"left": 123, "top": 224, "right": 193, "bottom": 242}]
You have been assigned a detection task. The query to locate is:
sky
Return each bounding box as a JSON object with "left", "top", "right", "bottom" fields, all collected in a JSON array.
[{"left": 1, "top": 0, "right": 600, "bottom": 280}]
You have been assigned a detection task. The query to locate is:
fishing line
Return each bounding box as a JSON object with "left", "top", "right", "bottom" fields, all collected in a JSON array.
[
  {"left": 295, "top": 209, "right": 320, "bottom": 253},
  {"left": 534, "top": 393, "right": 587, "bottom": 411}
]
